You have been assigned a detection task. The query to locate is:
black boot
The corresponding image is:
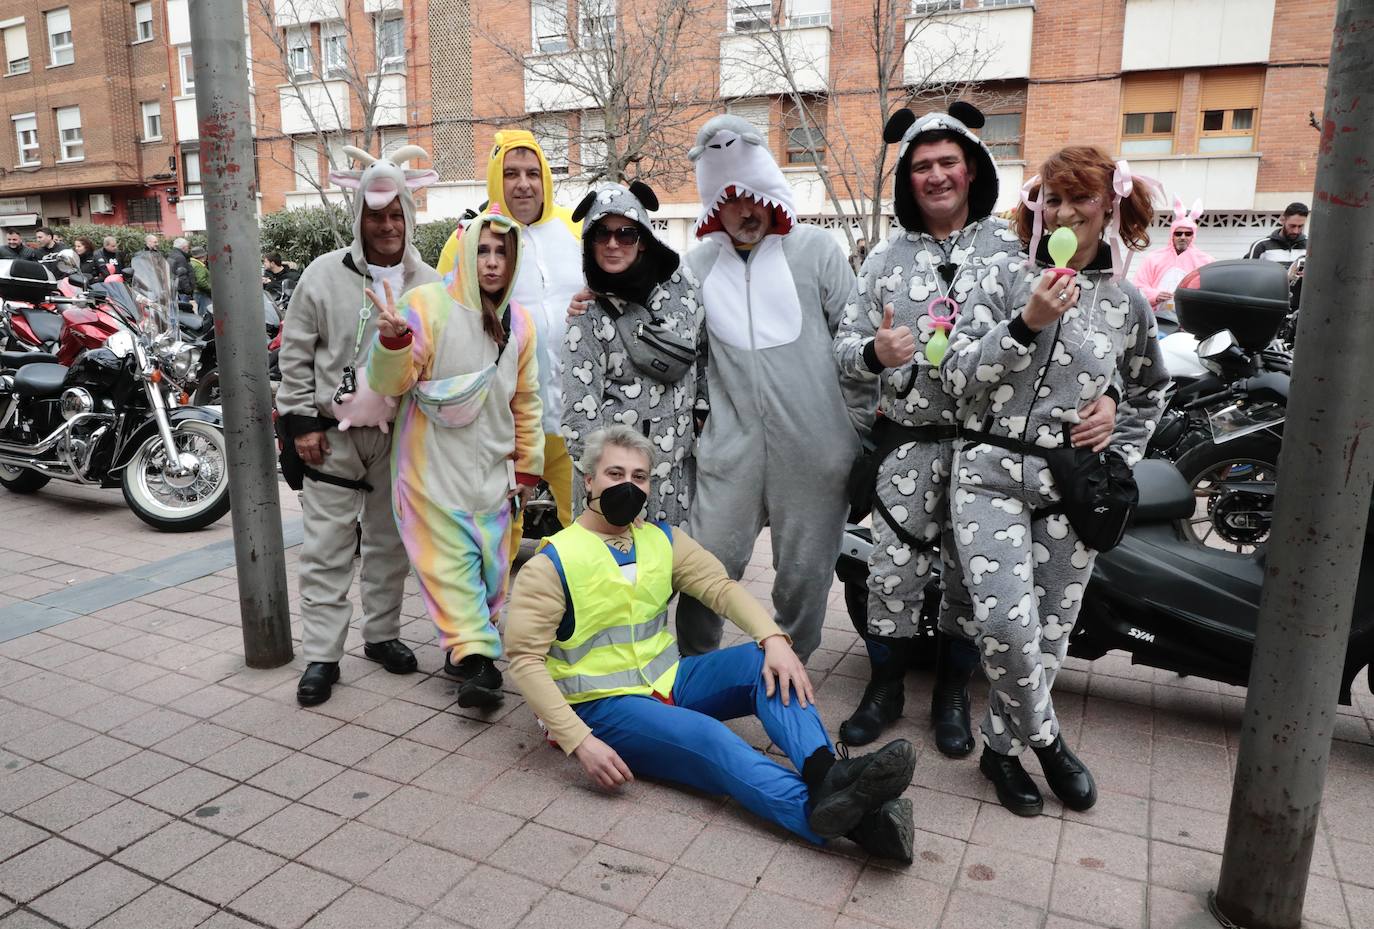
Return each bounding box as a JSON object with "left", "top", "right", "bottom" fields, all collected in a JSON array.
[
  {"left": 363, "top": 639, "right": 418, "bottom": 674},
  {"left": 1032, "top": 737, "right": 1097, "bottom": 811},
  {"left": 806, "top": 739, "right": 917, "bottom": 838},
  {"left": 296, "top": 662, "right": 340, "bottom": 707},
  {"left": 445, "top": 653, "right": 504, "bottom": 709},
  {"left": 930, "top": 634, "right": 979, "bottom": 758},
  {"left": 979, "top": 747, "right": 1043, "bottom": 817},
  {"left": 839, "top": 636, "right": 910, "bottom": 747},
  {"left": 847, "top": 798, "right": 915, "bottom": 864}
]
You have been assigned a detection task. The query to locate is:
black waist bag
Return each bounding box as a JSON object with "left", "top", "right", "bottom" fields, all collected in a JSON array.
[
  {"left": 274, "top": 414, "right": 306, "bottom": 491},
  {"left": 1042, "top": 445, "right": 1138, "bottom": 552},
  {"left": 846, "top": 417, "right": 960, "bottom": 523}
]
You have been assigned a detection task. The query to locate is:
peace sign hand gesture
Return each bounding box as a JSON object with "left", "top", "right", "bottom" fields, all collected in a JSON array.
[{"left": 366, "top": 280, "right": 409, "bottom": 340}]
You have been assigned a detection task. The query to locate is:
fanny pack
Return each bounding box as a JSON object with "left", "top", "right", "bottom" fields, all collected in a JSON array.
[
  {"left": 413, "top": 307, "right": 512, "bottom": 429},
  {"left": 600, "top": 296, "right": 696, "bottom": 384},
  {"left": 273, "top": 412, "right": 373, "bottom": 494},
  {"left": 963, "top": 427, "right": 1138, "bottom": 553},
  {"left": 847, "top": 416, "right": 960, "bottom": 528}
]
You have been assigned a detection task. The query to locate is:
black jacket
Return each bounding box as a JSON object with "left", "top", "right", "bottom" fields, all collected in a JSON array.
[
  {"left": 93, "top": 247, "right": 127, "bottom": 273},
  {"left": 0, "top": 244, "right": 34, "bottom": 261},
  {"left": 1245, "top": 228, "right": 1308, "bottom": 264},
  {"left": 166, "top": 247, "right": 195, "bottom": 297}
]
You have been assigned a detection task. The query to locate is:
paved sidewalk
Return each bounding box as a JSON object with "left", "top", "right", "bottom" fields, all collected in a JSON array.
[{"left": 1, "top": 480, "right": 1372, "bottom": 929}]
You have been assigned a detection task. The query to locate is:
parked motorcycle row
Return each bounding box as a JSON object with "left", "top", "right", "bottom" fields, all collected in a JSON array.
[
  {"left": 835, "top": 258, "right": 1374, "bottom": 708},
  {"left": 0, "top": 253, "right": 278, "bottom": 531}
]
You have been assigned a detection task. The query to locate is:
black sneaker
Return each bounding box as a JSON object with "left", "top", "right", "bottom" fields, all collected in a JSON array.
[
  {"left": 847, "top": 798, "right": 915, "bottom": 864},
  {"left": 444, "top": 653, "right": 504, "bottom": 709},
  {"left": 807, "top": 739, "right": 917, "bottom": 838}
]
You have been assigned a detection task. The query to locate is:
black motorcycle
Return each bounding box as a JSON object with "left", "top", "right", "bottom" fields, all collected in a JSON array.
[
  {"left": 0, "top": 253, "right": 231, "bottom": 531},
  {"left": 183, "top": 293, "right": 282, "bottom": 407}
]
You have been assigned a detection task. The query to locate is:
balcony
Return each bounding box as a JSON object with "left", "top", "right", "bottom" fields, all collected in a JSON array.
[
  {"left": 372, "top": 73, "right": 406, "bottom": 127},
  {"left": 1122, "top": 0, "right": 1275, "bottom": 71},
  {"left": 905, "top": 4, "right": 1034, "bottom": 85},
  {"left": 274, "top": 0, "right": 345, "bottom": 27},
  {"left": 279, "top": 80, "right": 351, "bottom": 134},
  {"left": 524, "top": 51, "right": 598, "bottom": 113},
  {"left": 1120, "top": 152, "right": 1261, "bottom": 210},
  {"left": 719, "top": 25, "right": 830, "bottom": 98}
]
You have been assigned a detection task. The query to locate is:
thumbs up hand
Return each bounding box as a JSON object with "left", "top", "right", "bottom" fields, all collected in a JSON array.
[{"left": 873, "top": 302, "right": 916, "bottom": 368}]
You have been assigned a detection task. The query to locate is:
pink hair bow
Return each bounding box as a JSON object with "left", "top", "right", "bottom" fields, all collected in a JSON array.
[
  {"left": 1020, "top": 174, "right": 1046, "bottom": 267},
  {"left": 1106, "top": 160, "right": 1162, "bottom": 280}
]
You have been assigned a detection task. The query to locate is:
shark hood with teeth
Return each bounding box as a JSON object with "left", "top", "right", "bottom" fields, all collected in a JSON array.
[{"left": 689, "top": 115, "right": 797, "bottom": 238}]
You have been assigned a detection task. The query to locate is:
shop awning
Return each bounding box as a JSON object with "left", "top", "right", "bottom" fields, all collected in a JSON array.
[{"left": 0, "top": 214, "right": 39, "bottom": 227}]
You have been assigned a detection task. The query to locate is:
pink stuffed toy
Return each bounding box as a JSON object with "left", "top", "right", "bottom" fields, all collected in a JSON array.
[{"left": 332, "top": 367, "right": 397, "bottom": 433}]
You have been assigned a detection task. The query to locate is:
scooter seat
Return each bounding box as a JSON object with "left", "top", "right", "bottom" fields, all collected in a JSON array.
[
  {"left": 12, "top": 362, "right": 68, "bottom": 399},
  {"left": 15, "top": 308, "right": 62, "bottom": 345},
  {"left": 0, "top": 351, "right": 59, "bottom": 368},
  {"left": 1133, "top": 459, "right": 1195, "bottom": 523}
]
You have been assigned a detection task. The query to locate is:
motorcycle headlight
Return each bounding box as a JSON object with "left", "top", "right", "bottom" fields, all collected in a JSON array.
[{"left": 159, "top": 341, "right": 200, "bottom": 380}]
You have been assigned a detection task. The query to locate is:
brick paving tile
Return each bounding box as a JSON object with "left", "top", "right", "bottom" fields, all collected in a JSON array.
[
  {"left": 229, "top": 861, "right": 349, "bottom": 929},
  {"left": 301, "top": 725, "right": 395, "bottom": 768},
  {"left": 360, "top": 841, "right": 474, "bottom": 908},
  {"left": 759, "top": 843, "right": 865, "bottom": 910},
  {"left": 407, "top": 916, "right": 468, "bottom": 929},
  {"left": 433, "top": 864, "right": 548, "bottom": 929},
  {"left": 677, "top": 823, "right": 782, "bottom": 886},
  {"left": 1058, "top": 821, "right": 1149, "bottom": 882},
  {"left": 558, "top": 843, "right": 668, "bottom": 913},
  {"left": 150, "top": 724, "right": 243, "bottom": 765},
  {"left": 1146, "top": 885, "right": 1214, "bottom": 929},
  {"left": 727, "top": 889, "right": 837, "bottom": 929},
  {"left": 239, "top": 803, "right": 347, "bottom": 860},
  {"left": 968, "top": 801, "right": 1065, "bottom": 861},
  {"left": 940, "top": 888, "right": 1045, "bottom": 929},
  {"left": 0, "top": 837, "right": 100, "bottom": 903},
  {"left": 532, "top": 786, "right": 629, "bottom": 842},
  {"left": 298, "top": 820, "right": 409, "bottom": 883},
  {"left": 167, "top": 841, "right": 286, "bottom": 905},
  {"left": 1062, "top": 788, "right": 1150, "bottom": 837},
  {"left": 842, "top": 867, "right": 948, "bottom": 929},
  {"left": 635, "top": 866, "right": 749, "bottom": 929},
  {"left": 0, "top": 816, "right": 48, "bottom": 864},
  {"left": 518, "top": 889, "right": 629, "bottom": 929},
  {"left": 15, "top": 780, "right": 123, "bottom": 833},
  {"left": 45, "top": 737, "right": 141, "bottom": 781},
  {"left": 249, "top": 753, "right": 347, "bottom": 800},
  {"left": 300, "top": 770, "right": 399, "bottom": 820},
  {"left": 29, "top": 861, "right": 152, "bottom": 929},
  {"left": 6, "top": 721, "right": 97, "bottom": 763},
  {"left": 1049, "top": 863, "right": 1147, "bottom": 929},
  {"left": 600, "top": 805, "right": 706, "bottom": 864},
  {"left": 1149, "top": 801, "right": 1229, "bottom": 854},
  {"left": 354, "top": 784, "right": 447, "bottom": 840},
  {"left": 112, "top": 821, "right": 226, "bottom": 880},
  {"left": 0, "top": 913, "right": 55, "bottom": 928},
  {"left": 61, "top": 799, "right": 171, "bottom": 856},
  {"left": 411, "top": 752, "right": 506, "bottom": 800},
  {"left": 421, "top": 803, "right": 525, "bottom": 859},
  {"left": 91, "top": 883, "right": 216, "bottom": 929},
  {"left": 109, "top": 707, "right": 198, "bottom": 748},
  {"left": 301, "top": 887, "right": 420, "bottom": 929},
  {"left": 135, "top": 768, "right": 236, "bottom": 817},
  {"left": 199, "top": 737, "right": 293, "bottom": 781},
  {"left": 88, "top": 752, "right": 187, "bottom": 797},
  {"left": 490, "top": 822, "right": 596, "bottom": 884},
  {"left": 956, "top": 843, "right": 1055, "bottom": 910},
  {"left": 355, "top": 738, "right": 447, "bottom": 784}
]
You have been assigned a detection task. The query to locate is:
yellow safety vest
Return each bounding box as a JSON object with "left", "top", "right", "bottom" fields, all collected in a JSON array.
[{"left": 544, "top": 521, "right": 679, "bottom": 705}]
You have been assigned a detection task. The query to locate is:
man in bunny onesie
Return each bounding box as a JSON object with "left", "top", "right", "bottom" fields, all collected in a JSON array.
[
  {"left": 277, "top": 145, "right": 442, "bottom": 706},
  {"left": 674, "top": 115, "right": 862, "bottom": 662},
  {"left": 1133, "top": 198, "right": 1214, "bottom": 313}
]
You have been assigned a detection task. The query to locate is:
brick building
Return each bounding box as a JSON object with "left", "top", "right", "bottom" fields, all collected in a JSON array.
[{"left": 0, "top": 0, "right": 182, "bottom": 233}]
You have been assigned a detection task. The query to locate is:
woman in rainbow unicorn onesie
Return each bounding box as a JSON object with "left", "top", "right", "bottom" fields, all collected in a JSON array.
[{"left": 368, "top": 210, "right": 544, "bottom": 709}]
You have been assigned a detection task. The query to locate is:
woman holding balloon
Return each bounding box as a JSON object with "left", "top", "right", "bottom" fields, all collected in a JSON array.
[{"left": 939, "top": 145, "right": 1169, "bottom": 816}]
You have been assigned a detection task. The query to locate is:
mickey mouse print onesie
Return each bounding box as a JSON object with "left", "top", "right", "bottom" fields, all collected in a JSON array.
[
  {"left": 940, "top": 245, "right": 1167, "bottom": 755},
  {"left": 834, "top": 108, "right": 1020, "bottom": 646},
  {"left": 560, "top": 183, "right": 707, "bottom": 524}
]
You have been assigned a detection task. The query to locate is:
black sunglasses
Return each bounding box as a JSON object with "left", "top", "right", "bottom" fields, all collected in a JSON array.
[
  {"left": 1174, "top": 230, "right": 1195, "bottom": 237},
  {"left": 591, "top": 225, "right": 642, "bottom": 246}
]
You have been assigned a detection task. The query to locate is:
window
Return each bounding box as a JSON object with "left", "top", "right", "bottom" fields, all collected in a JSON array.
[
  {"left": 55, "top": 106, "right": 82, "bottom": 161},
  {"left": 579, "top": 0, "right": 614, "bottom": 46},
  {"left": 3, "top": 19, "right": 29, "bottom": 75},
  {"left": 178, "top": 46, "right": 194, "bottom": 94},
  {"left": 293, "top": 138, "right": 319, "bottom": 190},
  {"left": 286, "top": 27, "right": 312, "bottom": 77},
  {"left": 325, "top": 135, "right": 352, "bottom": 180},
  {"left": 725, "top": 97, "right": 770, "bottom": 148},
  {"left": 730, "top": 0, "right": 772, "bottom": 32},
  {"left": 783, "top": 97, "right": 826, "bottom": 165},
  {"left": 787, "top": 0, "right": 829, "bottom": 26},
  {"left": 182, "top": 148, "right": 202, "bottom": 196},
  {"left": 1120, "top": 73, "right": 1180, "bottom": 155},
  {"left": 45, "top": 7, "right": 72, "bottom": 67},
  {"left": 320, "top": 21, "right": 347, "bottom": 78},
  {"left": 912, "top": 0, "right": 960, "bottom": 12},
  {"left": 12, "top": 113, "right": 37, "bottom": 165},
  {"left": 132, "top": 1, "right": 153, "bottom": 42},
  {"left": 531, "top": 0, "right": 568, "bottom": 52},
  {"left": 531, "top": 115, "right": 569, "bottom": 174},
  {"left": 379, "top": 128, "right": 406, "bottom": 159},
  {"left": 126, "top": 196, "right": 160, "bottom": 224},
  {"left": 580, "top": 111, "right": 606, "bottom": 175},
  {"left": 375, "top": 15, "right": 404, "bottom": 73},
  {"left": 1198, "top": 68, "right": 1262, "bottom": 153},
  {"left": 981, "top": 112, "right": 1022, "bottom": 159},
  {"left": 141, "top": 101, "right": 161, "bottom": 141}
]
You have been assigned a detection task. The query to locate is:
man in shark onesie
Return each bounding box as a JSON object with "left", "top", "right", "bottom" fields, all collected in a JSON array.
[
  {"left": 276, "top": 145, "right": 442, "bottom": 707},
  {"left": 833, "top": 104, "right": 1026, "bottom": 756},
  {"left": 674, "top": 115, "right": 863, "bottom": 663}
]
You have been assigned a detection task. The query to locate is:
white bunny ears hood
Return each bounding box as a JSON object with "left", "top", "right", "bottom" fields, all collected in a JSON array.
[
  {"left": 328, "top": 144, "right": 440, "bottom": 272},
  {"left": 689, "top": 115, "right": 797, "bottom": 238}
]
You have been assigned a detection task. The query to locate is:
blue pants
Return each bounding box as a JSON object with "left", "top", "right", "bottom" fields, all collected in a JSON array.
[{"left": 574, "top": 643, "right": 833, "bottom": 844}]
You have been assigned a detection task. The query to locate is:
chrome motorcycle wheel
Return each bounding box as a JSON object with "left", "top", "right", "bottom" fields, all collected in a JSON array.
[
  {"left": 121, "top": 420, "right": 230, "bottom": 531},
  {"left": 1173, "top": 435, "right": 1280, "bottom": 553}
]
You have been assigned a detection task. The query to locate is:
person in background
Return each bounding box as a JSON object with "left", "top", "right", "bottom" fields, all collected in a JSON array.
[
  {"left": 95, "top": 236, "right": 127, "bottom": 273},
  {"left": 1134, "top": 197, "right": 1214, "bottom": 313},
  {"left": 1244, "top": 201, "right": 1308, "bottom": 266},
  {"left": 72, "top": 236, "right": 102, "bottom": 279},
  {"left": 189, "top": 245, "right": 212, "bottom": 314},
  {"left": 31, "top": 227, "right": 59, "bottom": 260},
  {"left": 849, "top": 236, "right": 868, "bottom": 273},
  {"left": 0, "top": 231, "right": 34, "bottom": 261},
  {"left": 168, "top": 237, "right": 195, "bottom": 299},
  {"left": 143, "top": 233, "right": 160, "bottom": 253}
]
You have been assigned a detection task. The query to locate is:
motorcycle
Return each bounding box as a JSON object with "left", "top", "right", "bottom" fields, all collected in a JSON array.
[
  {"left": 0, "top": 253, "right": 231, "bottom": 531},
  {"left": 186, "top": 293, "right": 283, "bottom": 407}
]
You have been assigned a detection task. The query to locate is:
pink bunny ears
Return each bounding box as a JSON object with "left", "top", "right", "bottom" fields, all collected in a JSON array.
[
  {"left": 329, "top": 144, "right": 440, "bottom": 209},
  {"left": 1019, "top": 160, "right": 1163, "bottom": 281},
  {"left": 1171, "top": 196, "right": 1204, "bottom": 233}
]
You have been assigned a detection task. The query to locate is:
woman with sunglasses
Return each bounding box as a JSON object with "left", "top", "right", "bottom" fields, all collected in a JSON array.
[{"left": 560, "top": 181, "right": 707, "bottom": 524}]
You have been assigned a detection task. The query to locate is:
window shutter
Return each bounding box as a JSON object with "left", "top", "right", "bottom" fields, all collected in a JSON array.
[
  {"left": 1121, "top": 73, "right": 1180, "bottom": 114},
  {"left": 787, "top": 0, "right": 828, "bottom": 25},
  {"left": 725, "top": 99, "right": 770, "bottom": 149},
  {"left": 46, "top": 8, "right": 70, "bottom": 36},
  {"left": 55, "top": 106, "right": 80, "bottom": 133},
  {"left": 4, "top": 25, "right": 27, "bottom": 63},
  {"left": 1200, "top": 68, "right": 1263, "bottom": 111}
]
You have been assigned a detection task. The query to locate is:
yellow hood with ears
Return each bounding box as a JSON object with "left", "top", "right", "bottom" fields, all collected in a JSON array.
[{"left": 486, "top": 130, "right": 557, "bottom": 225}]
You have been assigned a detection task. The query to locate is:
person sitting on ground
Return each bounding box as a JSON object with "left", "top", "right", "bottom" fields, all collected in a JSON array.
[{"left": 504, "top": 424, "right": 918, "bottom": 862}]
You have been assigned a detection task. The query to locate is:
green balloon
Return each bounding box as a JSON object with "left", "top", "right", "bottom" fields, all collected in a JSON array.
[
  {"left": 1048, "top": 227, "right": 1078, "bottom": 268},
  {"left": 925, "top": 329, "right": 948, "bottom": 365}
]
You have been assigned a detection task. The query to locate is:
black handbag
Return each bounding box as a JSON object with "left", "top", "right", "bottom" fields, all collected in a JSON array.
[
  {"left": 600, "top": 297, "right": 696, "bottom": 384},
  {"left": 1041, "top": 443, "right": 1138, "bottom": 552}
]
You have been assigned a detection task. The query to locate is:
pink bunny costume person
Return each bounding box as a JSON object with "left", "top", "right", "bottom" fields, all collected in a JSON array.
[
  {"left": 276, "top": 144, "right": 442, "bottom": 707},
  {"left": 1132, "top": 197, "right": 1214, "bottom": 312}
]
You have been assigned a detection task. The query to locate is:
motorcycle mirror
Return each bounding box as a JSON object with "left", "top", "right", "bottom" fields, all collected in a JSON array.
[
  {"left": 67, "top": 273, "right": 90, "bottom": 289},
  {"left": 1198, "top": 329, "right": 1238, "bottom": 359}
]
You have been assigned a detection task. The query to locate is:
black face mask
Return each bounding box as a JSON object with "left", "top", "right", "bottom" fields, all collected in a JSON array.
[{"left": 589, "top": 481, "right": 647, "bottom": 527}]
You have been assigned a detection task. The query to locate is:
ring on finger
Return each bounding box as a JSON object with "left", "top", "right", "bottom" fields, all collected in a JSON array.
[{"left": 1058, "top": 290, "right": 1069, "bottom": 301}]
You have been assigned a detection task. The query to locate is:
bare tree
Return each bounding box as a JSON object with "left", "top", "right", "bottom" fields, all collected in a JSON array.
[
  {"left": 724, "top": 0, "right": 1005, "bottom": 250},
  {"left": 250, "top": 0, "right": 413, "bottom": 216},
  {"left": 480, "top": 0, "right": 717, "bottom": 185}
]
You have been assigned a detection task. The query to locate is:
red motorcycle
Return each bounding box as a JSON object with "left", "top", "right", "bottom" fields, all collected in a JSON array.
[{"left": 0, "top": 260, "right": 128, "bottom": 366}]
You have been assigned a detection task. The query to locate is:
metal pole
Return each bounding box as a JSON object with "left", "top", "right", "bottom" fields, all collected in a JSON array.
[
  {"left": 189, "top": 0, "right": 293, "bottom": 668},
  {"left": 1213, "top": 2, "right": 1374, "bottom": 925}
]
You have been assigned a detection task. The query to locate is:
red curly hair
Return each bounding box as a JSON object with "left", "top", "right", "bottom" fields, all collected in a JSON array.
[{"left": 1014, "top": 145, "right": 1154, "bottom": 252}]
